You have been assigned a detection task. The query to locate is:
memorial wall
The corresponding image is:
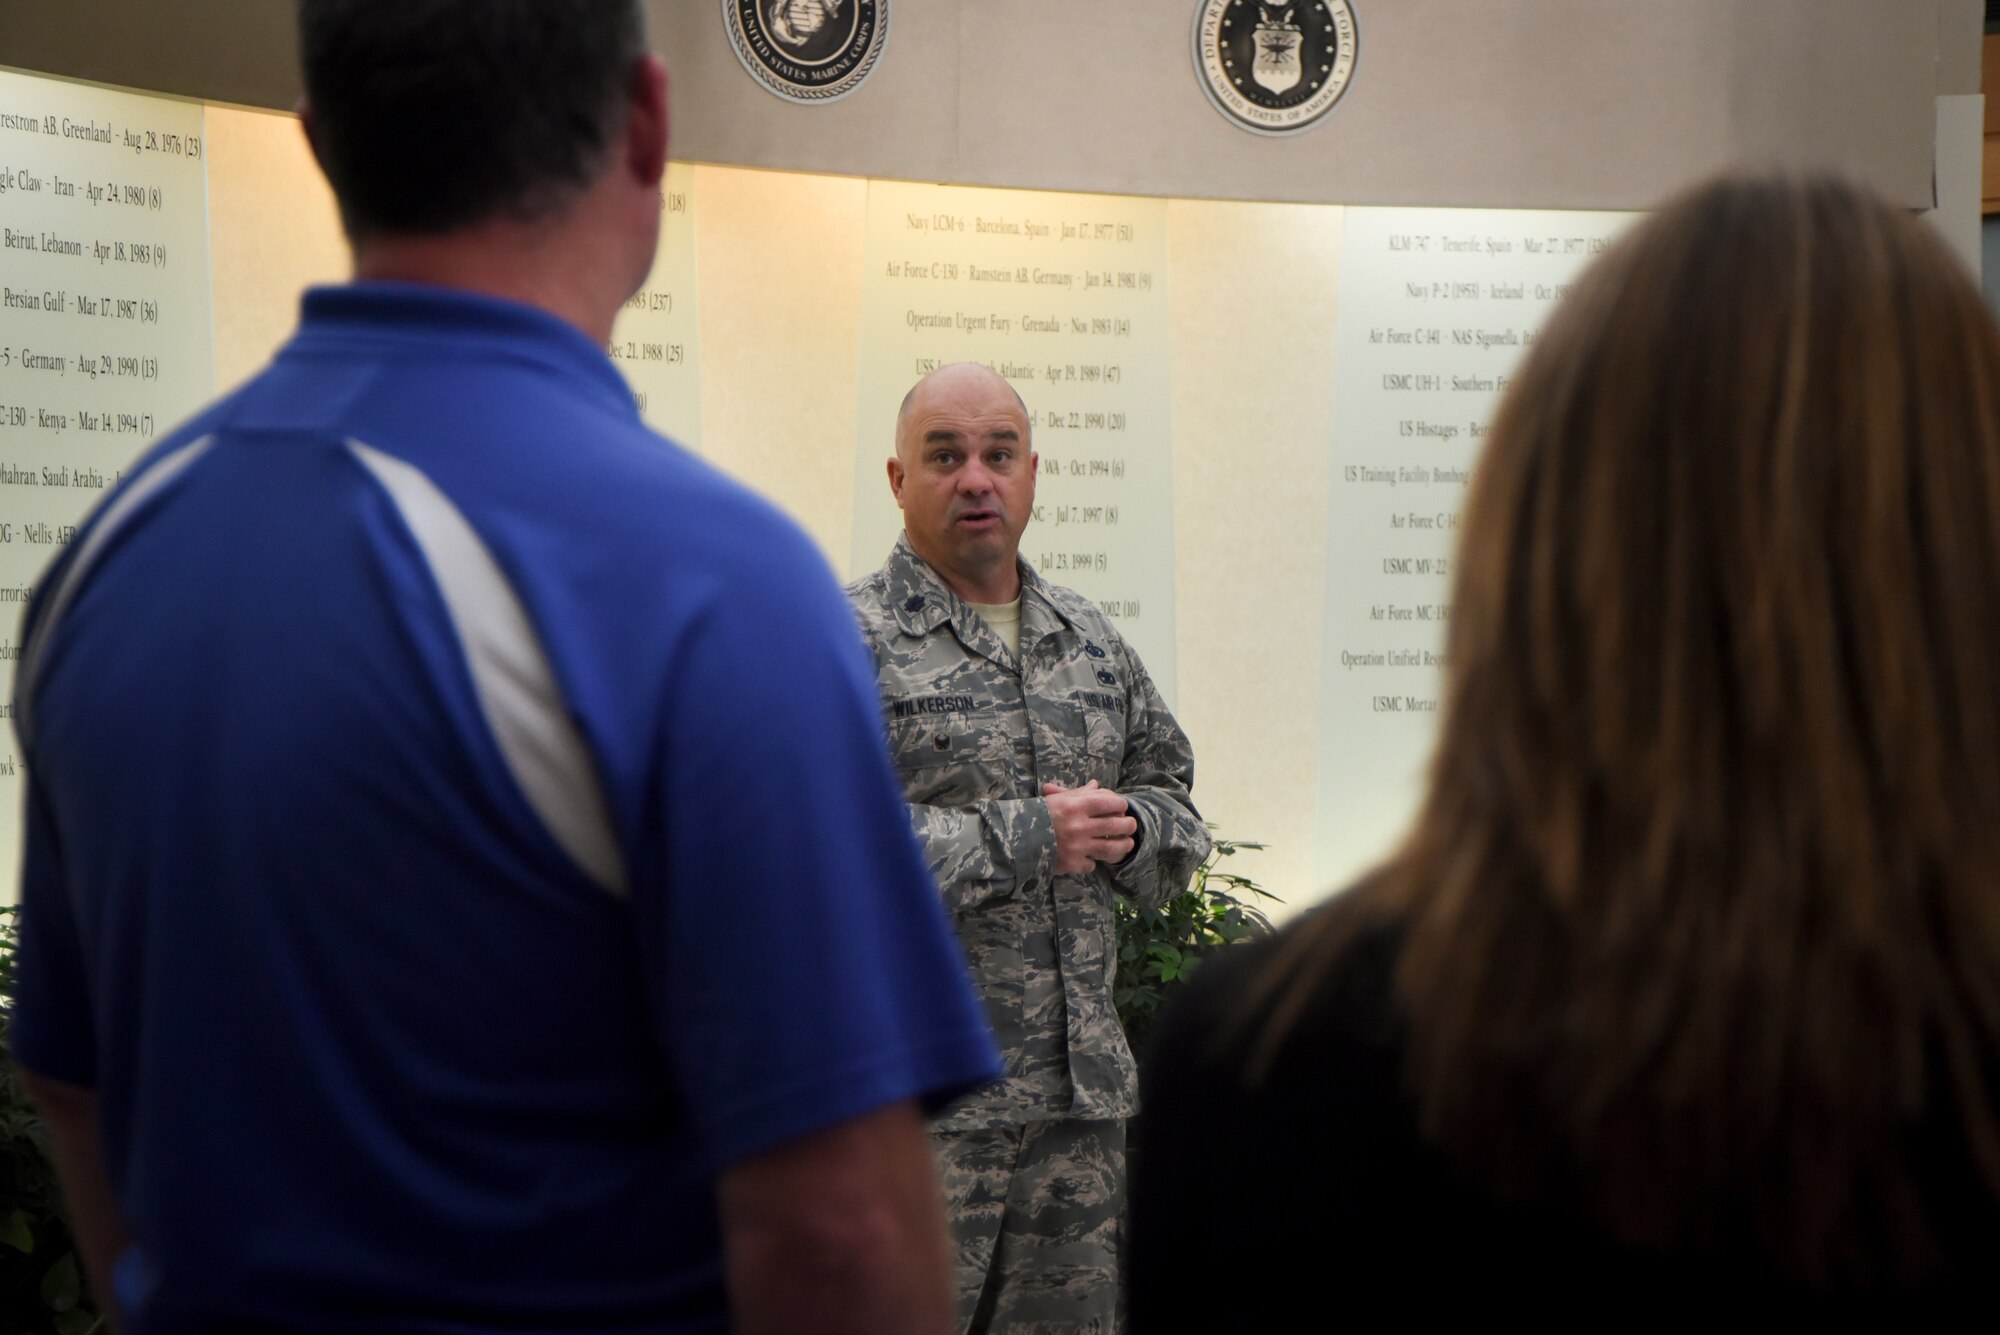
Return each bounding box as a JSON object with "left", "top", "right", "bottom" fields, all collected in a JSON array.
[
  {"left": 0, "top": 1, "right": 1980, "bottom": 912},
  {"left": 1314, "top": 207, "right": 1636, "bottom": 893},
  {"left": 0, "top": 73, "right": 215, "bottom": 884}
]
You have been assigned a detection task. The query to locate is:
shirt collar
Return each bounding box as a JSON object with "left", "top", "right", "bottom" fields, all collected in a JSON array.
[
  {"left": 291, "top": 281, "right": 638, "bottom": 420},
  {"left": 884, "top": 534, "right": 1070, "bottom": 640}
]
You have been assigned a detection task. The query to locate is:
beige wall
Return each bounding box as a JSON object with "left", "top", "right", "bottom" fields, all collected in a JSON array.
[
  {"left": 6, "top": 2, "right": 1967, "bottom": 210},
  {"left": 691, "top": 167, "right": 867, "bottom": 566},
  {"left": 38, "top": 0, "right": 1988, "bottom": 908},
  {"left": 1164, "top": 200, "right": 1342, "bottom": 909},
  {"left": 0, "top": 0, "right": 296, "bottom": 112},
  {"left": 204, "top": 105, "right": 347, "bottom": 393},
  {"left": 660, "top": 0, "right": 1943, "bottom": 211}
]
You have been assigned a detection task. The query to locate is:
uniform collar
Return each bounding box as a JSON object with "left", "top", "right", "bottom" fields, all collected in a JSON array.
[{"left": 883, "top": 534, "right": 1074, "bottom": 666}]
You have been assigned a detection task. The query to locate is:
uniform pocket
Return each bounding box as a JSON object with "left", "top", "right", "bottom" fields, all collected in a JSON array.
[
  {"left": 957, "top": 906, "right": 1029, "bottom": 1057},
  {"left": 886, "top": 707, "right": 1005, "bottom": 806},
  {"left": 1081, "top": 706, "right": 1126, "bottom": 786}
]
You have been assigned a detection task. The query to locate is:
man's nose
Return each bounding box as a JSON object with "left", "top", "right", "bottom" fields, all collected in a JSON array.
[{"left": 957, "top": 460, "right": 994, "bottom": 494}]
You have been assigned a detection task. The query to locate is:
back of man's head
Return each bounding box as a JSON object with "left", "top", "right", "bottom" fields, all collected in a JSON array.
[{"left": 298, "top": 0, "right": 647, "bottom": 244}]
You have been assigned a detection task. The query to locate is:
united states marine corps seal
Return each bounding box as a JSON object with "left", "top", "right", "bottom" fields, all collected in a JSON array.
[
  {"left": 724, "top": 0, "right": 888, "bottom": 104},
  {"left": 1192, "top": 0, "right": 1358, "bottom": 136}
]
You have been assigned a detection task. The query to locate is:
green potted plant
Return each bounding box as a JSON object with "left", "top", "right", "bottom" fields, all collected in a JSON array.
[
  {"left": 1, "top": 904, "right": 103, "bottom": 1334},
  {"left": 1113, "top": 835, "right": 1279, "bottom": 1056}
]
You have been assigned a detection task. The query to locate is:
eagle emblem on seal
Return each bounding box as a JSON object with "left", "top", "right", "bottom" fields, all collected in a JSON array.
[{"left": 1192, "top": 0, "right": 1359, "bottom": 136}]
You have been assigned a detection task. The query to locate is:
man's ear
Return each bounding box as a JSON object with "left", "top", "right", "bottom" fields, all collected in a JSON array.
[
  {"left": 626, "top": 53, "right": 670, "bottom": 187},
  {"left": 887, "top": 455, "right": 907, "bottom": 508},
  {"left": 296, "top": 98, "right": 329, "bottom": 176}
]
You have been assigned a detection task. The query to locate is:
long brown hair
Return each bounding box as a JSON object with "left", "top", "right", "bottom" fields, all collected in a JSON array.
[{"left": 1266, "top": 174, "right": 2000, "bottom": 1284}]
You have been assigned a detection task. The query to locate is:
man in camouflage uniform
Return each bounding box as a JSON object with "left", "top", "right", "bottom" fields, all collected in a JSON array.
[{"left": 848, "top": 362, "right": 1211, "bottom": 1333}]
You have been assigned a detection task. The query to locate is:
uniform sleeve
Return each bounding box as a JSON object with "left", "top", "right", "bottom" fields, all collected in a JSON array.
[
  {"left": 8, "top": 769, "right": 97, "bottom": 1087},
  {"left": 903, "top": 795, "right": 1057, "bottom": 915},
  {"left": 1106, "top": 647, "right": 1212, "bottom": 911},
  {"left": 637, "top": 537, "right": 1001, "bottom": 1170}
]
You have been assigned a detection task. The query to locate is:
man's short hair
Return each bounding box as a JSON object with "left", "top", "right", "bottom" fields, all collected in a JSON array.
[{"left": 298, "top": 0, "right": 648, "bottom": 242}]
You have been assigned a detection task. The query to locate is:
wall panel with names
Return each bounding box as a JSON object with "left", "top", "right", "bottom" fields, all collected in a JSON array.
[
  {"left": 609, "top": 160, "right": 701, "bottom": 449},
  {"left": 1314, "top": 206, "right": 1636, "bottom": 893},
  {"left": 0, "top": 67, "right": 215, "bottom": 887},
  {"left": 851, "top": 181, "right": 1178, "bottom": 700}
]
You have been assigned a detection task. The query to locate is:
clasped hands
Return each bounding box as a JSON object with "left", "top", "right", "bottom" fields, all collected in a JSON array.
[{"left": 1043, "top": 780, "right": 1137, "bottom": 875}]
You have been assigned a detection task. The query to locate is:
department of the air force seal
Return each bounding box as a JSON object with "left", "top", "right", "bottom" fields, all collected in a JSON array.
[
  {"left": 1192, "top": 0, "right": 1358, "bottom": 136},
  {"left": 724, "top": 0, "right": 887, "bottom": 104}
]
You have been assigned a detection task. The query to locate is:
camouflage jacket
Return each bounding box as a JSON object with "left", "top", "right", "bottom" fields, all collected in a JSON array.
[{"left": 848, "top": 535, "right": 1210, "bottom": 1129}]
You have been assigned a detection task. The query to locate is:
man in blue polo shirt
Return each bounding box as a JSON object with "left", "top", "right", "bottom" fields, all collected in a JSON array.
[{"left": 7, "top": 2, "right": 999, "bottom": 1331}]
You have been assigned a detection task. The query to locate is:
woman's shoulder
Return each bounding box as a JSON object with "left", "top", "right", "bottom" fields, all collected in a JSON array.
[
  {"left": 1146, "top": 887, "right": 1406, "bottom": 1098},
  {"left": 1129, "top": 886, "right": 1432, "bottom": 1328}
]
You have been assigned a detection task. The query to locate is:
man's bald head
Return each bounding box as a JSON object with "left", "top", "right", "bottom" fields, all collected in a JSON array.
[
  {"left": 896, "top": 362, "right": 1030, "bottom": 459},
  {"left": 885, "top": 360, "right": 1038, "bottom": 604}
]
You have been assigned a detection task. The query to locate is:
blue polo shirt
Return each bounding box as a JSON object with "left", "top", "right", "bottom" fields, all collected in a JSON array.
[{"left": 10, "top": 284, "right": 999, "bottom": 1333}]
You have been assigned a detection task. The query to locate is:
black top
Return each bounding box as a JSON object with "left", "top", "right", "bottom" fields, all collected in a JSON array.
[{"left": 1127, "top": 916, "right": 2000, "bottom": 1329}]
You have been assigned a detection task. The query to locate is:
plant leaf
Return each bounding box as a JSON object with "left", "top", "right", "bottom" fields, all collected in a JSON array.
[
  {"left": 54, "top": 1309, "right": 100, "bottom": 1335},
  {"left": 2, "top": 1207, "right": 33, "bottom": 1253},
  {"left": 42, "top": 1248, "right": 82, "bottom": 1311},
  {"left": 1113, "top": 828, "right": 1282, "bottom": 1047}
]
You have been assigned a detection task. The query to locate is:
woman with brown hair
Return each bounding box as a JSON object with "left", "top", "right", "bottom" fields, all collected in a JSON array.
[{"left": 1129, "top": 174, "right": 2000, "bottom": 1322}]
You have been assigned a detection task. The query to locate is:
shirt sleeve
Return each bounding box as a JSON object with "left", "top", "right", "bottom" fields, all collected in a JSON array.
[
  {"left": 1104, "top": 639, "right": 1212, "bottom": 909},
  {"left": 634, "top": 531, "right": 1002, "bottom": 1169}
]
